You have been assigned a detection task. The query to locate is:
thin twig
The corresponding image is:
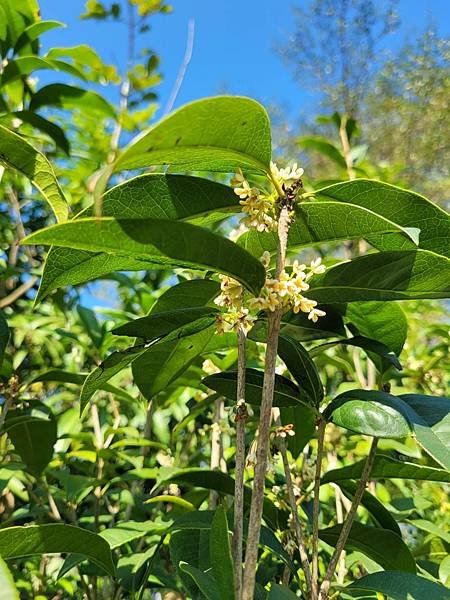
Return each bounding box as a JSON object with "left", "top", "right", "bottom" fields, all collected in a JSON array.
[
  {"left": 319, "top": 437, "right": 378, "bottom": 600},
  {"left": 241, "top": 206, "right": 290, "bottom": 600},
  {"left": 0, "top": 276, "right": 38, "bottom": 308},
  {"left": 164, "top": 19, "right": 195, "bottom": 115},
  {"left": 274, "top": 409, "right": 312, "bottom": 595},
  {"left": 311, "top": 419, "right": 326, "bottom": 599},
  {"left": 232, "top": 325, "right": 247, "bottom": 599}
]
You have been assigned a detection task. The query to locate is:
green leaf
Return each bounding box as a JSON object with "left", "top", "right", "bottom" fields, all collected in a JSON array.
[
  {"left": 179, "top": 562, "right": 219, "bottom": 600},
  {"left": 150, "top": 279, "right": 220, "bottom": 314},
  {"left": 324, "top": 390, "right": 412, "bottom": 438},
  {"left": 297, "top": 136, "right": 347, "bottom": 168},
  {"left": 0, "top": 556, "right": 19, "bottom": 600},
  {"left": 322, "top": 454, "right": 450, "bottom": 484},
  {"left": 0, "top": 123, "right": 68, "bottom": 221},
  {"left": 316, "top": 179, "right": 450, "bottom": 258},
  {"left": 5, "top": 406, "right": 57, "bottom": 475},
  {"left": 115, "top": 96, "right": 271, "bottom": 173},
  {"left": 408, "top": 519, "right": 450, "bottom": 545},
  {"left": 112, "top": 307, "right": 218, "bottom": 339},
  {"left": 133, "top": 326, "right": 214, "bottom": 400},
  {"left": 11, "top": 111, "right": 70, "bottom": 154},
  {"left": 337, "top": 481, "right": 401, "bottom": 536},
  {"left": 1, "top": 56, "right": 78, "bottom": 86},
  {"left": 80, "top": 345, "right": 149, "bottom": 415},
  {"left": 345, "top": 571, "right": 450, "bottom": 600},
  {"left": 34, "top": 173, "right": 238, "bottom": 303},
  {"left": 0, "top": 524, "right": 115, "bottom": 577},
  {"left": 279, "top": 404, "right": 316, "bottom": 457},
  {"left": 13, "top": 20, "right": 64, "bottom": 53},
  {"left": 0, "top": 310, "right": 9, "bottom": 369},
  {"left": 203, "top": 368, "right": 313, "bottom": 408},
  {"left": 311, "top": 335, "right": 402, "bottom": 371},
  {"left": 239, "top": 201, "right": 418, "bottom": 257},
  {"left": 399, "top": 394, "right": 450, "bottom": 470},
  {"left": 29, "top": 83, "right": 116, "bottom": 118},
  {"left": 308, "top": 250, "right": 450, "bottom": 302},
  {"left": 439, "top": 555, "right": 450, "bottom": 587},
  {"left": 319, "top": 522, "right": 416, "bottom": 572},
  {"left": 157, "top": 469, "right": 282, "bottom": 529},
  {"left": 23, "top": 218, "right": 265, "bottom": 295},
  {"left": 210, "top": 507, "right": 234, "bottom": 600},
  {"left": 280, "top": 305, "right": 345, "bottom": 341},
  {"left": 268, "top": 583, "right": 299, "bottom": 599},
  {"left": 277, "top": 334, "right": 323, "bottom": 406},
  {"left": 170, "top": 529, "right": 211, "bottom": 596},
  {"left": 345, "top": 301, "right": 407, "bottom": 370}
]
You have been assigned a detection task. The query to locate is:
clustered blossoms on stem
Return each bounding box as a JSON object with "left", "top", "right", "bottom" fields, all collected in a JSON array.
[
  {"left": 214, "top": 254, "right": 327, "bottom": 334},
  {"left": 249, "top": 253, "right": 327, "bottom": 323},
  {"left": 231, "top": 169, "right": 277, "bottom": 233}
]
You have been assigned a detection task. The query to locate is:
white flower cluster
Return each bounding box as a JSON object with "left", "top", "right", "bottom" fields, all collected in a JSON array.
[
  {"left": 249, "top": 254, "right": 327, "bottom": 322},
  {"left": 214, "top": 255, "right": 327, "bottom": 335},
  {"left": 231, "top": 161, "right": 304, "bottom": 233},
  {"left": 231, "top": 169, "right": 277, "bottom": 233}
]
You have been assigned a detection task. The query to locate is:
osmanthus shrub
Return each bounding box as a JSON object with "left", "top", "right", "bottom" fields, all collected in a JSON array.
[{"left": 1, "top": 95, "right": 450, "bottom": 600}]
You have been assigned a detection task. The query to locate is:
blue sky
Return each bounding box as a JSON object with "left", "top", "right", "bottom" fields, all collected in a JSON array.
[{"left": 39, "top": 0, "right": 450, "bottom": 121}]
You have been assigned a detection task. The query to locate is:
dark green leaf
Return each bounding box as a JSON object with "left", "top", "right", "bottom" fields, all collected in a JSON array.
[
  {"left": 80, "top": 345, "right": 149, "bottom": 415},
  {"left": 279, "top": 404, "right": 316, "bottom": 457},
  {"left": 0, "top": 123, "right": 68, "bottom": 221},
  {"left": 322, "top": 454, "right": 450, "bottom": 484},
  {"left": 156, "top": 469, "right": 282, "bottom": 529},
  {"left": 5, "top": 406, "right": 57, "bottom": 475},
  {"left": 150, "top": 279, "right": 220, "bottom": 314},
  {"left": 24, "top": 218, "right": 265, "bottom": 296},
  {"left": 277, "top": 334, "right": 323, "bottom": 405},
  {"left": 345, "top": 571, "right": 450, "bottom": 600},
  {"left": 210, "top": 507, "right": 234, "bottom": 600},
  {"left": 0, "top": 524, "right": 115, "bottom": 577},
  {"left": 268, "top": 584, "right": 300, "bottom": 599},
  {"left": 0, "top": 310, "right": 9, "bottom": 369},
  {"left": 112, "top": 307, "right": 218, "bottom": 339},
  {"left": 316, "top": 179, "right": 450, "bottom": 258},
  {"left": 311, "top": 335, "right": 402, "bottom": 371},
  {"left": 12, "top": 111, "right": 70, "bottom": 154},
  {"left": 239, "top": 201, "right": 418, "bottom": 257},
  {"left": 133, "top": 326, "right": 214, "bottom": 400},
  {"left": 308, "top": 250, "right": 450, "bottom": 302},
  {"left": 319, "top": 522, "right": 416, "bottom": 572},
  {"left": 324, "top": 390, "right": 412, "bottom": 438},
  {"left": 203, "top": 368, "right": 313, "bottom": 408},
  {"left": 179, "top": 562, "right": 219, "bottom": 600},
  {"left": 337, "top": 481, "right": 401, "bottom": 535},
  {"left": 29, "top": 84, "right": 116, "bottom": 118},
  {"left": 115, "top": 96, "right": 271, "bottom": 174}
]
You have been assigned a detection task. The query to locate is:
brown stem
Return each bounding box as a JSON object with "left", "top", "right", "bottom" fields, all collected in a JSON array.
[
  {"left": 274, "top": 409, "right": 312, "bottom": 595},
  {"left": 338, "top": 117, "right": 356, "bottom": 181},
  {"left": 311, "top": 419, "right": 326, "bottom": 599},
  {"left": 319, "top": 437, "right": 378, "bottom": 600},
  {"left": 241, "top": 206, "right": 290, "bottom": 600},
  {"left": 209, "top": 396, "right": 226, "bottom": 509},
  {"left": 0, "top": 276, "right": 38, "bottom": 308},
  {"left": 232, "top": 325, "right": 247, "bottom": 599}
]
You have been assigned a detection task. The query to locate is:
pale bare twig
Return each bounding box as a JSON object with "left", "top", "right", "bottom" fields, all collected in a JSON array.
[
  {"left": 311, "top": 419, "right": 326, "bottom": 599},
  {"left": 164, "top": 19, "right": 195, "bottom": 115}
]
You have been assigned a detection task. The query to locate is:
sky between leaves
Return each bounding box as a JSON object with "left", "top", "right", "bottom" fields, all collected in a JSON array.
[{"left": 39, "top": 0, "right": 450, "bottom": 120}]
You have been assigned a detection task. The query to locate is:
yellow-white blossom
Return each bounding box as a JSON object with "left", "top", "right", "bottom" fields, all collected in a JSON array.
[
  {"left": 215, "top": 308, "right": 256, "bottom": 335},
  {"left": 214, "top": 275, "right": 243, "bottom": 308},
  {"left": 270, "top": 161, "right": 304, "bottom": 185},
  {"left": 308, "top": 307, "right": 326, "bottom": 322}
]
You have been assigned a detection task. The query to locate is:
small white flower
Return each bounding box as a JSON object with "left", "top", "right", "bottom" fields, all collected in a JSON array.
[{"left": 308, "top": 307, "right": 326, "bottom": 323}]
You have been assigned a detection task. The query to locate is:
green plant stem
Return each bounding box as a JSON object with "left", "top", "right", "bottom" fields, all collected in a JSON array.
[
  {"left": 232, "top": 325, "right": 247, "bottom": 599},
  {"left": 274, "top": 410, "right": 312, "bottom": 594},
  {"left": 318, "top": 437, "right": 379, "bottom": 600},
  {"left": 241, "top": 205, "right": 290, "bottom": 600},
  {"left": 311, "top": 418, "right": 326, "bottom": 600}
]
